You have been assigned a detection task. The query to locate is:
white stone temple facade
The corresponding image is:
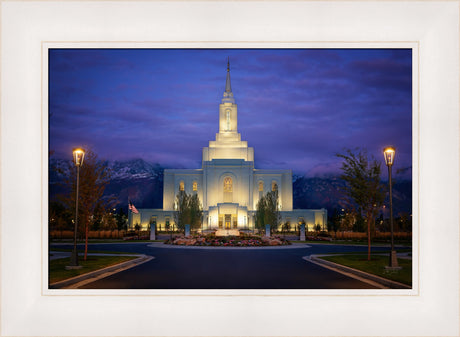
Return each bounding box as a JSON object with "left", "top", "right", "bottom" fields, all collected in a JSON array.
[{"left": 130, "top": 62, "right": 327, "bottom": 233}]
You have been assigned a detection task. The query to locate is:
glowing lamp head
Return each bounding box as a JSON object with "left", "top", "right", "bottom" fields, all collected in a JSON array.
[
  {"left": 383, "top": 147, "right": 395, "bottom": 167},
  {"left": 73, "top": 148, "right": 85, "bottom": 167}
]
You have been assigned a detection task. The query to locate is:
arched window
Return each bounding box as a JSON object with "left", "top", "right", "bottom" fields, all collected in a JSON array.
[
  {"left": 223, "top": 177, "right": 233, "bottom": 202},
  {"left": 193, "top": 181, "right": 198, "bottom": 191},
  {"left": 179, "top": 181, "right": 184, "bottom": 191},
  {"left": 258, "top": 181, "right": 264, "bottom": 198},
  {"left": 226, "top": 109, "right": 231, "bottom": 131},
  {"left": 224, "top": 177, "right": 233, "bottom": 192},
  {"left": 272, "top": 181, "right": 278, "bottom": 191}
]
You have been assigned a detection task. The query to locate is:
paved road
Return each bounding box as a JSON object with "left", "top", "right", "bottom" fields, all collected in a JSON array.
[{"left": 51, "top": 242, "right": 396, "bottom": 289}]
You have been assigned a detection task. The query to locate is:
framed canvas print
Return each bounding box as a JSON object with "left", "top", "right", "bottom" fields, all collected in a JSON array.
[
  {"left": 1, "top": 1, "right": 458, "bottom": 336},
  {"left": 45, "top": 47, "right": 414, "bottom": 292}
]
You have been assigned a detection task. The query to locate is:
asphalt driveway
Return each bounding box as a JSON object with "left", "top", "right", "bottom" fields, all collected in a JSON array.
[{"left": 50, "top": 242, "right": 395, "bottom": 289}]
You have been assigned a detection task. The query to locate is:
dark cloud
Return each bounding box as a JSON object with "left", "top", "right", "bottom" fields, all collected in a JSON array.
[{"left": 49, "top": 49, "right": 412, "bottom": 177}]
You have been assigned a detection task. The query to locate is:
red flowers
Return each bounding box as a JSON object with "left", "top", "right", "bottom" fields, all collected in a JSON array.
[{"left": 166, "top": 234, "right": 291, "bottom": 247}]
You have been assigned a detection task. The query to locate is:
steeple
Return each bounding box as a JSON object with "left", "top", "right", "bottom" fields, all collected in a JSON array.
[
  {"left": 201, "top": 57, "right": 254, "bottom": 163},
  {"left": 222, "top": 57, "right": 235, "bottom": 103}
]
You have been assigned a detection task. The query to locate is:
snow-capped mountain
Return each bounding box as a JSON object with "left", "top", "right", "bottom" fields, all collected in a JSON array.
[
  {"left": 49, "top": 157, "right": 165, "bottom": 209},
  {"left": 49, "top": 157, "right": 412, "bottom": 216},
  {"left": 108, "top": 159, "right": 162, "bottom": 180}
]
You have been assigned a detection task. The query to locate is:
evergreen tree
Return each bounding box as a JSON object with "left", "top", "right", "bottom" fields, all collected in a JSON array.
[
  {"left": 173, "top": 191, "right": 203, "bottom": 232},
  {"left": 189, "top": 193, "right": 203, "bottom": 230},
  {"left": 265, "top": 190, "right": 280, "bottom": 232},
  {"left": 174, "top": 191, "right": 190, "bottom": 231},
  {"left": 254, "top": 194, "right": 266, "bottom": 233},
  {"left": 353, "top": 210, "right": 366, "bottom": 232},
  {"left": 328, "top": 208, "right": 341, "bottom": 236},
  {"left": 115, "top": 208, "right": 128, "bottom": 231},
  {"left": 255, "top": 190, "right": 280, "bottom": 234},
  {"left": 49, "top": 201, "right": 73, "bottom": 236}
]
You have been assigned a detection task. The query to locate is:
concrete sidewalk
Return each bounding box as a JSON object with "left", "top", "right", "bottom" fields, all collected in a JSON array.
[
  {"left": 147, "top": 242, "right": 312, "bottom": 250},
  {"left": 49, "top": 253, "right": 154, "bottom": 289}
]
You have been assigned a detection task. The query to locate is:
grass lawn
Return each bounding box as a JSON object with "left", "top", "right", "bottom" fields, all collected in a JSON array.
[
  {"left": 320, "top": 254, "right": 412, "bottom": 286},
  {"left": 49, "top": 255, "right": 137, "bottom": 284},
  {"left": 294, "top": 240, "right": 412, "bottom": 246},
  {"left": 50, "top": 248, "right": 134, "bottom": 254},
  {"left": 50, "top": 239, "right": 162, "bottom": 244}
]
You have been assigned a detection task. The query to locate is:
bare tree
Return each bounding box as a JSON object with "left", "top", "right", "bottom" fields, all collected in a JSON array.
[
  {"left": 59, "top": 150, "right": 111, "bottom": 260},
  {"left": 337, "top": 149, "right": 384, "bottom": 260}
]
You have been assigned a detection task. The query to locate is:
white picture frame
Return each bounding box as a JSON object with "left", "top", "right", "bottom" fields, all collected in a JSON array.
[{"left": 1, "top": 1, "right": 458, "bottom": 336}]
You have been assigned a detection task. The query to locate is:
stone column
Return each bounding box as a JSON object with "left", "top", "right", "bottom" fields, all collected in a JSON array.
[
  {"left": 300, "top": 224, "right": 306, "bottom": 241},
  {"left": 265, "top": 224, "right": 271, "bottom": 237},
  {"left": 128, "top": 211, "right": 132, "bottom": 230},
  {"left": 185, "top": 224, "right": 191, "bottom": 237},
  {"left": 150, "top": 224, "right": 156, "bottom": 241}
]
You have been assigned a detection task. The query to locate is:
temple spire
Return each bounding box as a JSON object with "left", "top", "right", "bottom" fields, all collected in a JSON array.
[{"left": 222, "top": 57, "right": 235, "bottom": 103}]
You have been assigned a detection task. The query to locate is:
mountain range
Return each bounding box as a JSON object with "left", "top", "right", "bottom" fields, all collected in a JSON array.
[{"left": 49, "top": 157, "right": 412, "bottom": 217}]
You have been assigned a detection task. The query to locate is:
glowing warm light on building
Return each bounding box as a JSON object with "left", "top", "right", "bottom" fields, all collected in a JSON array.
[{"left": 129, "top": 61, "right": 327, "bottom": 232}]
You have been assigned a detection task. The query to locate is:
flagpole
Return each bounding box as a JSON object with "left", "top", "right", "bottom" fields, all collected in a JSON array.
[{"left": 128, "top": 199, "right": 132, "bottom": 230}]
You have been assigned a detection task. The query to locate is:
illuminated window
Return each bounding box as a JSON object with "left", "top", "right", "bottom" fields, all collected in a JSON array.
[
  {"left": 179, "top": 181, "right": 184, "bottom": 191},
  {"left": 224, "top": 177, "right": 232, "bottom": 192},
  {"left": 258, "top": 181, "right": 264, "bottom": 199},
  {"left": 193, "top": 181, "right": 198, "bottom": 191},
  {"left": 272, "top": 181, "right": 278, "bottom": 191},
  {"left": 258, "top": 181, "right": 264, "bottom": 192},
  {"left": 226, "top": 109, "right": 230, "bottom": 130},
  {"left": 224, "top": 177, "right": 233, "bottom": 202}
]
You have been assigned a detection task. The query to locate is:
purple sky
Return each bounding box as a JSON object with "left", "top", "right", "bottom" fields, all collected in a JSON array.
[{"left": 49, "top": 48, "right": 412, "bottom": 178}]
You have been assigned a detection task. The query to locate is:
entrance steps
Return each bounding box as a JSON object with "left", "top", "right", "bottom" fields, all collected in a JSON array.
[{"left": 215, "top": 229, "right": 240, "bottom": 237}]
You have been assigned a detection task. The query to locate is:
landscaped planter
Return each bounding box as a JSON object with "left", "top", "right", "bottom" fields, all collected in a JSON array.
[{"left": 164, "top": 234, "right": 291, "bottom": 247}]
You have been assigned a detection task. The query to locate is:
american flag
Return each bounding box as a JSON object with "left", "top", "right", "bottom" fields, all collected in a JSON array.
[{"left": 129, "top": 201, "right": 139, "bottom": 214}]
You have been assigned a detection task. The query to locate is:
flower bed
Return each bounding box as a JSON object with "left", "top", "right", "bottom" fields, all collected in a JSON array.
[
  {"left": 123, "top": 234, "right": 150, "bottom": 240},
  {"left": 305, "top": 235, "right": 333, "bottom": 242},
  {"left": 164, "top": 234, "right": 291, "bottom": 247}
]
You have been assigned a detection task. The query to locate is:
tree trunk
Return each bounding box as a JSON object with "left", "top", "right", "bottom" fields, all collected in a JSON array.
[
  {"left": 367, "top": 214, "right": 372, "bottom": 261},
  {"left": 84, "top": 221, "right": 89, "bottom": 261}
]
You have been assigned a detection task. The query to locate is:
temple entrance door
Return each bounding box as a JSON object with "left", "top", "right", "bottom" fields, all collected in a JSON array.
[{"left": 225, "top": 214, "right": 231, "bottom": 229}]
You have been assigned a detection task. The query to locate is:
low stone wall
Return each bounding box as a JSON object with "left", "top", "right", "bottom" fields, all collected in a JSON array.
[
  {"left": 49, "top": 230, "right": 412, "bottom": 241},
  {"left": 50, "top": 230, "right": 137, "bottom": 240},
  {"left": 332, "top": 231, "right": 412, "bottom": 240}
]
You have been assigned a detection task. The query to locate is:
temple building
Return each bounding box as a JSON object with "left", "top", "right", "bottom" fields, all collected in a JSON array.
[{"left": 129, "top": 61, "right": 327, "bottom": 233}]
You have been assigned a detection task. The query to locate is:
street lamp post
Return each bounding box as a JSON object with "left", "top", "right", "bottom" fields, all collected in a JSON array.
[
  {"left": 383, "top": 146, "right": 399, "bottom": 268},
  {"left": 69, "top": 148, "right": 85, "bottom": 267}
]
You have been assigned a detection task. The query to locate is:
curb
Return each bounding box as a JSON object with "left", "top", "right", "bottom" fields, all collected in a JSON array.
[
  {"left": 49, "top": 254, "right": 154, "bottom": 289},
  {"left": 147, "top": 242, "right": 311, "bottom": 250},
  {"left": 305, "top": 255, "right": 411, "bottom": 289}
]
